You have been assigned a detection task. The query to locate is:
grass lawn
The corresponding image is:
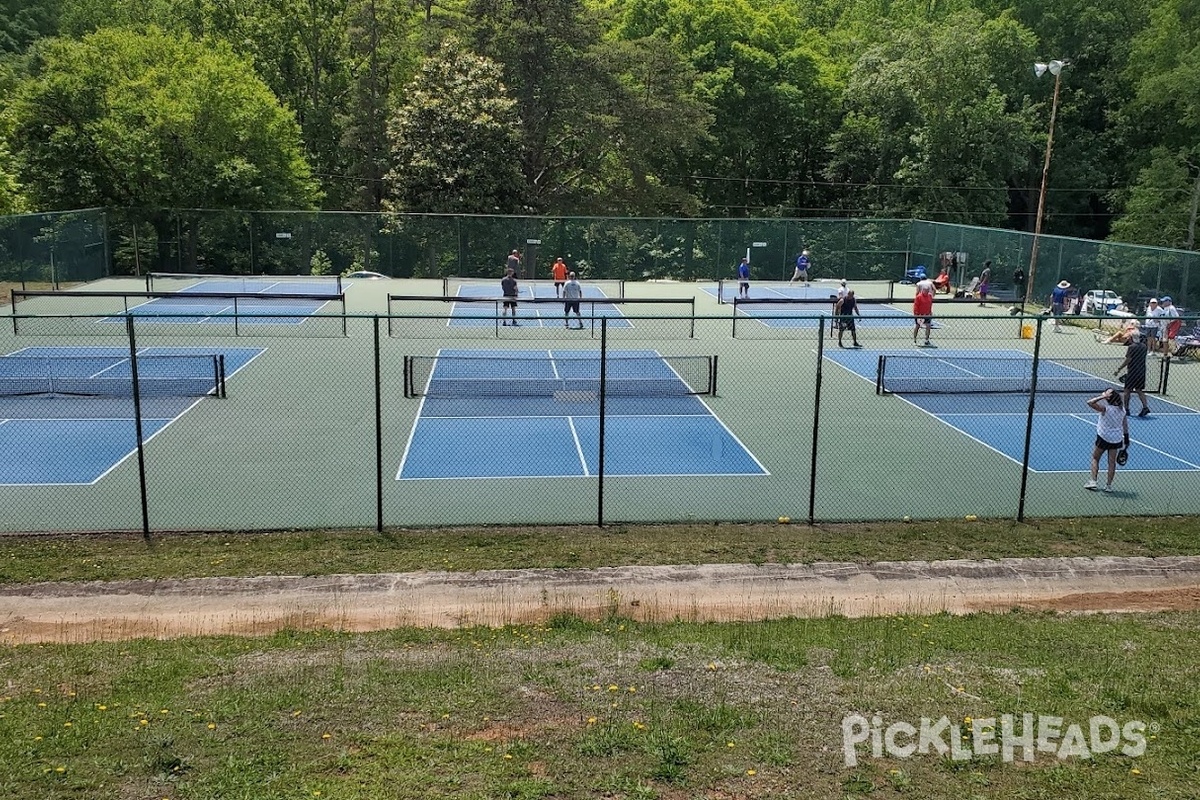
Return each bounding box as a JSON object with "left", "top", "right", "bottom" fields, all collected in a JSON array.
[
  {"left": 2, "top": 520, "right": 1198, "bottom": 798},
  {"left": 0, "top": 611, "right": 1195, "bottom": 799},
  {"left": 1, "top": 517, "right": 1199, "bottom": 585}
]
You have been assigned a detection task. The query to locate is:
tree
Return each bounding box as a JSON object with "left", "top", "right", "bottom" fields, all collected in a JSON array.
[
  {"left": 826, "top": 11, "right": 1037, "bottom": 224},
  {"left": 6, "top": 26, "right": 318, "bottom": 267},
  {"left": 384, "top": 39, "right": 523, "bottom": 213}
]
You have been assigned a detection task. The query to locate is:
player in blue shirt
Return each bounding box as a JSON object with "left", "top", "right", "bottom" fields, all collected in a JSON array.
[
  {"left": 791, "top": 250, "right": 810, "bottom": 283},
  {"left": 1051, "top": 280, "right": 1070, "bottom": 332},
  {"left": 737, "top": 257, "right": 751, "bottom": 299}
]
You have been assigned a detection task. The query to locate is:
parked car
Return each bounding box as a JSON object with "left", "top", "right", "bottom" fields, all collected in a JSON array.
[{"left": 1081, "top": 289, "right": 1128, "bottom": 315}]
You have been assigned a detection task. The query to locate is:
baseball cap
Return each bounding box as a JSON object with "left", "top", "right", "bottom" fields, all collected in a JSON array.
[
  {"left": 840, "top": 279, "right": 847, "bottom": 285},
  {"left": 1149, "top": 298, "right": 1159, "bottom": 303},
  {"left": 1162, "top": 296, "right": 1173, "bottom": 303}
]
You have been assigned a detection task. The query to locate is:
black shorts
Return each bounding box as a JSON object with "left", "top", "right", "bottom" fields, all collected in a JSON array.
[
  {"left": 915, "top": 316, "right": 932, "bottom": 326},
  {"left": 503, "top": 299, "right": 517, "bottom": 309},
  {"left": 1124, "top": 373, "right": 1146, "bottom": 391},
  {"left": 1094, "top": 436, "right": 1123, "bottom": 451},
  {"left": 554, "top": 281, "right": 564, "bottom": 289},
  {"left": 838, "top": 318, "right": 856, "bottom": 331},
  {"left": 564, "top": 301, "right": 580, "bottom": 314}
]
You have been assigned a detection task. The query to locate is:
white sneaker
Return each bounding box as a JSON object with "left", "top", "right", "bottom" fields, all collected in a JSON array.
[
  {"left": 1103, "top": 485, "right": 1113, "bottom": 493},
  {"left": 1084, "top": 480, "right": 1098, "bottom": 491}
]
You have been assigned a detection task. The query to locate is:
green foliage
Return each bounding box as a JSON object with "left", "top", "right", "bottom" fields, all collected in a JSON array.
[
  {"left": 827, "top": 11, "right": 1037, "bottom": 223},
  {"left": 5, "top": 26, "right": 318, "bottom": 211},
  {"left": 385, "top": 39, "right": 524, "bottom": 214}
]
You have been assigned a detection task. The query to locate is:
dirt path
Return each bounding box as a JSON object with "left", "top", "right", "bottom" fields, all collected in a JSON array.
[{"left": 2, "top": 556, "right": 1199, "bottom": 644}]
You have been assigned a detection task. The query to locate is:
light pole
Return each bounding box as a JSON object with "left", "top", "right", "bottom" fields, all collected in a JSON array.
[{"left": 1025, "top": 59, "right": 1068, "bottom": 308}]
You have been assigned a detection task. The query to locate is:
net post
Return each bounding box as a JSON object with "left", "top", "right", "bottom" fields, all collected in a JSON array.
[
  {"left": 875, "top": 354, "right": 886, "bottom": 395},
  {"left": 1016, "top": 316, "right": 1046, "bottom": 522},
  {"left": 340, "top": 294, "right": 348, "bottom": 336},
  {"left": 710, "top": 354, "right": 718, "bottom": 395},
  {"left": 494, "top": 301, "right": 500, "bottom": 338},
  {"left": 233, "top": 296, "right": 241, "bottom": 337},
  {"left": 1161, "top": 355, "right": 1171, "bottom": 396},
  {"left": 597, "top": 317, "right": 608, "bottom": 527},
  {"left": 731, "top": 297, "right": 739, "bottom": 338},
  {"left": 217, "top": 354, "right": 226, "bottom": 398},
  {"left": 403, "top": 355, "right": 412, "bottom": 398},
  {"left": 689, "top": 297, "right": 696, "bottom": 338},
  {"left": 125, "top": 315, "right": 152, "bottom": 541}
]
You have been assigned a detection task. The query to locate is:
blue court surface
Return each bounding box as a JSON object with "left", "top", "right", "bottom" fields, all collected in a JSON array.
[
  {"left": 449, "top": 284, "right": 632, "bottom": 328},
  {"left": 825, "top": 346, "right": 1200, "bottom": 473},
  {"left": 0, "top": 346, "right": 264, "bottom": 485},
  {"left": 115, "top": 278, "right": 340, "bottom": 325},
  {"left": 397, "top": 349, "right": 767, "bottom": 479}
]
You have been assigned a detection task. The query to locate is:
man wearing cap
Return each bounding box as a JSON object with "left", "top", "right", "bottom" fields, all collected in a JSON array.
[
  {"left": 1160, "top": 296, "right": 1181, "bottom": 355},
  {"left": 1115, "top": 331, "right": 1151, "bottom": 417},
  {"left": 1051, "top": 280, "right": 1071, "bottom": 331},
  {"left": 791, "top": 250, "right": 811, "bottom": 283},
  {"left": 1143, "top": 298, "right": 1162, "bottom": 352}
]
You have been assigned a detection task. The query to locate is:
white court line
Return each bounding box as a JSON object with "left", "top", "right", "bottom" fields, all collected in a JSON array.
[{"left": 567, "top": 417, "right": 590, "bottom": 476}]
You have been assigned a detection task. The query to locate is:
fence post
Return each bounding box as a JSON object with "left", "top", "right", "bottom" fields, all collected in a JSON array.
[
  {"left": 1016, "top": 316, "right": 1045, "bottom": 521},
  {"left": 374, "top": 316, "right": 384, "bottom": 532},
  {"left": 808, "top": 317, "right": 825, "bottom": 524},
  {"left": 125, "top": 315, "right": 152, "bottom": 541},
  {"left": 597, "top": 317, "right": 608, "bottom": 527}
]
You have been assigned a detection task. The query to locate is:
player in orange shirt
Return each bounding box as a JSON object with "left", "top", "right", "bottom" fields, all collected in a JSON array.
[
  {"left": 551, "top": 257, "right": 569, "bottom": 297},
  {"left": 913, "top": 287, "right": 934, "bottom": 346}
]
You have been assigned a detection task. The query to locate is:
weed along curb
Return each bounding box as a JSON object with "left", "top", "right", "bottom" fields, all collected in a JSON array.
[{"left": 3, "top": 556, "right": 1200, "bottom": 644}]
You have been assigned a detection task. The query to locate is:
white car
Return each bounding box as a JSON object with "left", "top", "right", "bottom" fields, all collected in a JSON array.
[{"left": 1081, "top": 289, "right": 1128, "bottom": 316}]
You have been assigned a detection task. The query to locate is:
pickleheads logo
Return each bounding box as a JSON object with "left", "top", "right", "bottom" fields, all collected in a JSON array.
[{"left": 841, "top": 713, "right": 1149, "bottom": 767}]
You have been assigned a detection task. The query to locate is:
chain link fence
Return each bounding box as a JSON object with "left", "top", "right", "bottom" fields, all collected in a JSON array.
[
  {"left": 2, "top": 307, "right": 1199, "bottom": 535},
  {"left": 5, "top": 209, "right": 1200, "bottom": 311}
]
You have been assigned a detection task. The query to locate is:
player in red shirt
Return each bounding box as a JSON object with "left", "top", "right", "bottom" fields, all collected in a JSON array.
[{"left": 913, "top": 289, "right": 934, "bottom": 346}]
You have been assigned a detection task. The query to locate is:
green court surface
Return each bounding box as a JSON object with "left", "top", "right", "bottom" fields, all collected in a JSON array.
[{"left": 2, "top": 274, "right": 1198, "bottom": 533}]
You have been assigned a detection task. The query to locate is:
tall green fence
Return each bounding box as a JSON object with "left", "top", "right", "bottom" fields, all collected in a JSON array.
[
  {"left": 0, "top": 208, "right": 109, "bottom": 287},
  {"left": 3, "top": 209, "right": 1199, "bottom": 310}
]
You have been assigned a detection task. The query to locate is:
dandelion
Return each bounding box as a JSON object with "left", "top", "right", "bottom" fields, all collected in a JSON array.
[
  {"left": 1131, "top": 768, "right": 1142, "bottom": 775},
  {"left": 96, "top": 705, "right": 107, "bottom": 711},
  {"left": 608, "top": 684, "right": 619, "bottom": 692},
  {"left": 441, "top": 713, "right": 450, "bottom": 719},
  {"left": 54, "top": 766, "right": 65, "bottom": 773},
  {"left": 63, "top": 722, "right": 72, "bottom": 728},
  {"left": 964, "top": 716, "right": 973, "bottom": 724},
  {"left": 587, "top": 717, "right": 597, "bottom": 725},
  {"left": 707, "top": 662, "right": 717, "bottom": 670},
  {"left": 140, "top": 719, "right": 148, "bottom": 726},
  {"left": 37, "top": 702, "right": 46, "bottom": 708},
  {"left": 591, "top": 684, "right": 600, "bottom": 691},
  {"left": 746, "top": 769, "right": 756, "bottom": 776},
  {"left": 727, "top": 741, "right": 735, "bottom": 748},
  {"left": 627, "top": 686, "right": 636, "bottom": 693},
  {"left": 292, "top": 710, "right": 302, "bottom": 717},
  {"left": 207, "top": 723, "right": 216, "bottom": 730},
  {"left": 504, "top": 753, "right": 513, "bottom": 760},
  {"left": 33, "top": 736, "right": 42, "bottom": 741},
  {"left": 321, "top": 733, "right": 332, "bottom": 740}
]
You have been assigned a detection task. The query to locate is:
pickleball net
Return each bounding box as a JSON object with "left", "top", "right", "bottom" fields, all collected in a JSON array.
[
  {"left": 444, "top": 276, "right": 626, "bottom": 298},
  {"left": 718, "top": 277, "right": 896, "bottom": 304},
  {"left": 0, "top": 354, "right": 226, "bottom": 398},
  {"left": 146, "top": 272, "right": 344, "bottom": 296},
  {"left": 404, "top": 353, "right": 716, "bottom": 398},
  {"left": 875, "top": 353, "right": 1163, "bottom": 395}
]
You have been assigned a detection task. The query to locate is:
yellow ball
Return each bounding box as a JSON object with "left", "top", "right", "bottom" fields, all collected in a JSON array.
[
  {"left": 965, "top": 515, "right": 978, "bottom": 521},
  {"left": 777, "top": 516, "right": 791, "bottom": 524}
]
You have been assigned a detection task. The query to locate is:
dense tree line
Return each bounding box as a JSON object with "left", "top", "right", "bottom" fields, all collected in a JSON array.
[{"left": 0, "top": 0, "right": 1198, "bottom": 253}]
